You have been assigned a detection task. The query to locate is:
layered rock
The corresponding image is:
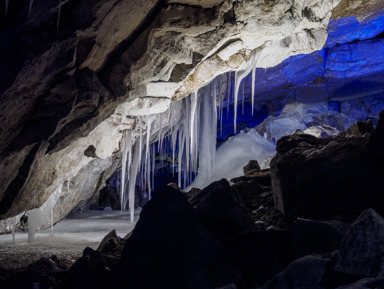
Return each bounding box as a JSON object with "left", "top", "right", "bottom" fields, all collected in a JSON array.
[
  {"left": 0, "top": 0, "right": 340, "bottom": 224},
  {"left": 270, "top": 115, "right": 384, "bottom": 222}
]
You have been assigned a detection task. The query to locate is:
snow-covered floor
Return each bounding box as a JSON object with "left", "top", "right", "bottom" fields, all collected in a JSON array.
[{"left": 0, "top": 210, "right": 138, "bottom": 268}]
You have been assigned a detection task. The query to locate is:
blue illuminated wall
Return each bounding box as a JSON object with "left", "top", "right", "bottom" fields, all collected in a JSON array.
[{"left": 217, "top": 13, "right": 384, "bottom": 140}]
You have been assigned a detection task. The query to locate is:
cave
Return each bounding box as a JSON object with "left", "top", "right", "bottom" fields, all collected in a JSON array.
[{"left": 1, "top": 0, "right": 384, "bottom": 288}]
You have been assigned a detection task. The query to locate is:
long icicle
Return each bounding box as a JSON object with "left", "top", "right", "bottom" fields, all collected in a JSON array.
[
  {"left": 28, "top": 0, "right": 33, "bottom": 16},
  {"left": 5, "top": 0, "right": 8, "bottom": 15},
  {"left": 251, "top": 67, "right": 256, "bottom": 116}
]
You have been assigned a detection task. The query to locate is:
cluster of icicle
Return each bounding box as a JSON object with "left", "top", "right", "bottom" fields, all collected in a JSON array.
[{"left": 120, "top": 51, "right": 262, "bottom": 222}]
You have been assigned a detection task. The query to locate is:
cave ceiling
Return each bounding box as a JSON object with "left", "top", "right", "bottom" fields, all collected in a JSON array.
[{"left": 0, "top": 0, "right": 383, "bottom": 225}]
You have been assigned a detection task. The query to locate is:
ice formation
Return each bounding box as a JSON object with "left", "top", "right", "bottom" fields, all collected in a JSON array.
[
  {"left": 188, "top": 129, "right": 276, "bottom": 190},
  {"left": 27, "top": 184, "right": 62, "bottom": 243},
  {"left": 119, "top": 51, "right": 274, "bottom": 218}
]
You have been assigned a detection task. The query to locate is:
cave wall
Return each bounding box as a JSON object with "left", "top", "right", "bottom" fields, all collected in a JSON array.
[{"left": 1, "top": 0, "right": 383, "bottom": 227}]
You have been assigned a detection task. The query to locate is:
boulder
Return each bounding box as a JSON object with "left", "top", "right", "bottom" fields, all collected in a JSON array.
[
  {"left": 338, "top": 119, "right": 374, "bottom": 138},
  {"left": 0, "top": 256, "right": 68, "bottom": 289},
  {"left": 335, "top": 277, "right": 384, "bottom": 289},
  {"left": 243, "top": 160, "right": 261, "bottom": 176},
  {"left": 230, "top": 229, "right": 294, "bottom": 287},
  {"left": 190, "top": 179, "right": 254, "bottom": 237},
  {"left": 260, "top": 255, "right": 332, "bottom": 289},
  {"left": 270, "top": 129, "right": 384, "bottom": 221},
  {"left": 292, "top": 218, "right": 350, "bottom": 258},
  {"left": 58, "top": 247, "right": 118, "bottom": 289},
  {"left": 335, "top": 209, "right": 384, "bottom": 277},
  {"left": 365, "top": 109, "right": 384, "bottom": 157},
  {"left": 117, "top": 184, "right": 234, "bottom": 289}
]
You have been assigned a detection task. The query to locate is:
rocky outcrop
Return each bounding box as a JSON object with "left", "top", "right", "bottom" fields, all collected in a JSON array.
[
  {"left": 270, "top": 115, "right": 384, "bottom": 222},
  {"left": 335, "top": 209, "right": 384, "bottom": 277}
]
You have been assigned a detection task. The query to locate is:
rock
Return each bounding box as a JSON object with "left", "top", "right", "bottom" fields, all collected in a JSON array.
[
  {"left": 335, "top": 209, "right": 384, "bottom": 277},
  {"left": 0, "top": 0, "right": 339, "bottom": 224},
  {"left": 98, "top": 182, "right": 120, "bottom": 210},
  {"left": 96, "top": 229, "right": 122, "bottom": 255},
  {"left": 335, "top": 276, "right": 384, "bottom": 289},
  {"left": 338, "top": 119, "right": 374, "bottom": 138},
  {"left": 230, "top": 229, "right": 294, "bottom": 287},
  {"left": 117, "top": 184, "right": 233, "bottom": 289},
  {"left": 59, "top": 247, "right": 119, "bottom": 289},
  {"left": 292, "top": 218, "right": 350, "bottom": 258},
  {"left": 230, "top": 172, "right": 287, "bottom": 229},
  {"left": 190, "top": 179, "right": 254, "bottom": 236},
  {"left": 270, "top": 132, "right": 384, "bottom": 221},
  {"left": 0, "top": 257, "right": 68, "bottom": 289},
  {"left": 365, "top": 110, "right": 384, "bottom": 157},
  {"left": 243, "top": 160, "right": 261, "bottom": 176},
  {"left": 260, "top": 255, "right": 332, "bottom": 289}
]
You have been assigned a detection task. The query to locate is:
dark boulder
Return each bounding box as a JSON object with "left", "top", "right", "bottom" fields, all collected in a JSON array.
[
  {"left": 243, "top": 160, "right": 261, "bottom": 176},
  {"left": 117, "top": 184, "right": 233, "bottom": 289},
  {"left": 338, "top": 119, "right": 374, "bottom": 138},
  {"left": 292, "top": 218, "right": 350, "bottom": 258},
  {"left": 58, "top": 247, "right": 119, "bottom": 289},
  {"left": 335, "top": 277, "right": 384, "bottom": 289},
  {"left": 229, "top": 229, "right": 294, "bottom": 287},
  {"left": 270, "top": 130, "right": 384, "bottom": 221},
  {"left": 260, "top": 255, "right": 332, "bottom": 289},
  {"left": 365, "top": 109, "right": 384, "bottom": 157},
  {"left": 335, "top": 209, "right": 384, "bottom": 277},
  {"left": 98, "top": 182, "right": 120, "bottom": 210},
  {"left": 190, "top": 179, "right": 254, "bottom": 237},
  {"left": 0, "top": 256, "right": 68, "bottom": 289}
]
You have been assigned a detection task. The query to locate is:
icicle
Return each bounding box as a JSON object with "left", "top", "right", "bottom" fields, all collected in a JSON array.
[
  {"left": 50, "top": 208, "right": 54, "bottom": 235},
  {"left": 151, "top": 143, "right": 155, "bottom": 193},
  {"left": 12, "top": 216, "right": 16, "bottom": 245},
  {"left": 233, "top": 51, "right": 260, "bottom": 134},
  {"left": 128, "top": 140, "right": 142, "bottom": 222},
  {"left": 190, "top": 92, "right": 197, "bottom": 154},
  {"left": 178, "top": 129, "right": 185, "bottom": 188},
  {"left": 57, "top": 0, "right": 62, "bottom": 33},
  {"left": 121, "top": 130, "right": 132, "bottom": 211},
  {"left": 234, "top": 71, "right": 239, "bottom": 134},
  {"left": 28, "top": 0, "right": 33, "bottom": 16},
  {"left": 251, "top": 67, "right": 256, "bottom": 116},
  {"left": 145, "top": 116, "right": 155, "bottom": 199},
  {"left": 242, "top": 80, "right": 245, "bottom": 115},
  {"left": 5, "top": 0, "right": 8, "bottom": 15},
  {"left": 227, "top": 72, "right": 231, "bottom": 120}
]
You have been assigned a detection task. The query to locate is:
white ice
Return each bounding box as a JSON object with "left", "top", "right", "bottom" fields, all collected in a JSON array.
[
  {"left": 0, "top": 210, "right": 138, "bottom": 268},
  {"left": 188, "top": 129, "right": 276, "bottom": 190}
]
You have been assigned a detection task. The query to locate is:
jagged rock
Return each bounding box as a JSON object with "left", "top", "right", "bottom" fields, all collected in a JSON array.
[
  {"left": 338, "top": 119, "right": 374, "bottom": 138},
  {"left": 117, "top": 184, "right": 233, "bottom": 289},
  {"left": 0, "top": 256, "right": 68, "bottom": 289},
  {"left": 58, "top": 247, "right": 119, "bottom": 289},
  {"left": 270, "top": 128, "right": 384, "bottom": 221},
  {"left": 190, "top": 178, "right": 254, "bottom": 236},
  {"left": 98, "top": 182, "right": 120, "bottom": 210},
  {"left": 335, "top": 276, "right": 384, "bottom": 289},
  {"left": 231, "top": 171, "right": 287, "bottom": 229},
  {"left": 335, "top": 209, "right": 384, "bottom": 277},
  {"left": 229, "top": 229, "right": 294, "bottom": 287},
  {"left": 365, "top": 110, "right": 384, "bottom": 157},
  {"left": 292, "top": 219, "right": 350, "bottom": 258},
  {"left": 243, "top": 160, "right": 261, "bottom": 176},
  {"left": 260, "top": 255, "right": 332, "bottom": 289}
]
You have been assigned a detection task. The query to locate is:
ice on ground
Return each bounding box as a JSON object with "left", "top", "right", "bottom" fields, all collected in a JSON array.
[
  {"left": 188, "top": 129, "right": 276, "bottom": 190},
  {"left": 0, "top": 210, "right": 138, "bottom": 268}
]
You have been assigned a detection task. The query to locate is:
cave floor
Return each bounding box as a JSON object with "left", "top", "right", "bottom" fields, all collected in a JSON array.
[{"left": 0, "top": 210, "right": 138, "bottom": 269}]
